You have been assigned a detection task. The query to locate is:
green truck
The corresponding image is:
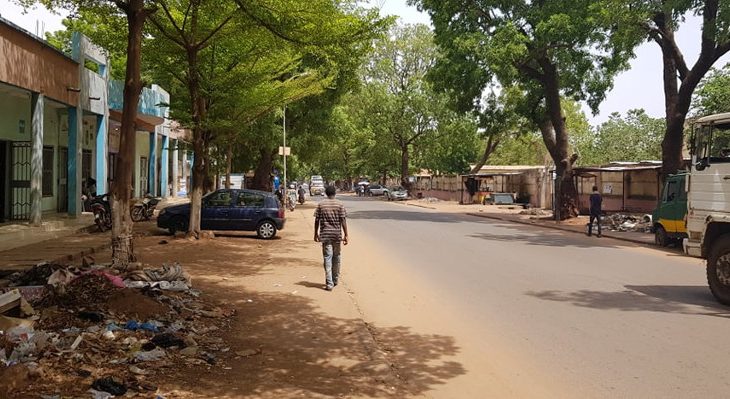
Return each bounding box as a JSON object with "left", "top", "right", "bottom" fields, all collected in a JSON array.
[{"left": 651, "top": 173, "right": 688, "bottom": 247}]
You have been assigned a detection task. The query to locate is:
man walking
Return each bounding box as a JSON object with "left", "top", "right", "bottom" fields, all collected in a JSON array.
[
  {"left": 588, "top": 185, "right": 602, "bottom": 237},
  {"left": 314, "top": 185, "right": 349, "bottom": 291}
]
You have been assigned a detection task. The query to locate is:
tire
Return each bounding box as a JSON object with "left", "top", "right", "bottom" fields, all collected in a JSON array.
[
  {"left": 95, "top": 218, "right": 106, "bottom": 232},
  {"left": 169, "top": 216, "right": 188, "bottom": 236},
  {"left": 131, "top": 206, "right": 144, "bottom": 222},
  {"left": 257, "top": 220, "right": 277, "bottom": 239},
  {"left": 707, "top": 234, "right": 730, "bottom": 305},
  {"left": 654, "top": 225, "right": 668, "bottom": 247}
]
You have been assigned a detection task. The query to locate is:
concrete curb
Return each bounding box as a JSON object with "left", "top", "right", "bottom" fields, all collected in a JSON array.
[
  {"left": 466, "top": 212, "right": 655, "bottom": 247},
  {"left": 406, "top": 202, "right": 437, "bottom": 210}
]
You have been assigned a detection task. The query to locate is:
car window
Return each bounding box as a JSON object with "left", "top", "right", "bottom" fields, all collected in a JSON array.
[
  {"left": 206, "top": 191, "right": 232, "bottom": 207},
  {"left": 238, "top": 192, "right": 265, "bottom": 208}
]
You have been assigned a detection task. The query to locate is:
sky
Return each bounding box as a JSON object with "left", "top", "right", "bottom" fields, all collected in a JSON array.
[{"left": 2, "top": 0, "right": 727, "bottom": 126}]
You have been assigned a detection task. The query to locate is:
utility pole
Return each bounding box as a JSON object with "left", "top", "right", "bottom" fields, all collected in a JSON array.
[{"left": 283, "top": 105, "right": 287, "bottom": 199}]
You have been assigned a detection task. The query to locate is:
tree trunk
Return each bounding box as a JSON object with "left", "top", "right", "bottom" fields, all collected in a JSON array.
[
  {"left": 538, "top": 59, "right": 578, "bottom": 220},
  {"left": 110, "top": 0, "right": 151, "bottom": 268},
  {"left": 225, "top": 146, "right": 232, "bottom": 189},
  {"left": 186, "top": 43, "right": 207, "bottom": 238},
  {"left": 400, "top": 146, "right": 411, "bottom": 190},
  {"left": 469, "top": 135, "right": 500, "bottom": 174},
  {"left": 655, "top": 3, "right": 729, "bottom": 176},
  {"left": 252, "top": 148, "right": 274, "bottom": 191}
]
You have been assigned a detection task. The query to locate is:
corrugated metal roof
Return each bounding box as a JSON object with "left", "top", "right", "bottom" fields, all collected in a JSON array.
[{"left": 696, "top": 112, "right": 730, "bottom": 125}]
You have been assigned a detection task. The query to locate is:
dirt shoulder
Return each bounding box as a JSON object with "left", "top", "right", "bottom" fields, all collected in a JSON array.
[{"left": 112, "top": 203, "right": 405, "bottom": 398}]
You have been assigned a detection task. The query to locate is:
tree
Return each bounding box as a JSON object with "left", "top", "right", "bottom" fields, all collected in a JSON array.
[
  {"left": 692, "top": 63, "right": 730, "bottom": 116},
  {"left": 637, "top": 1, "right": 730, "bottom": 175},
  {"left": 594, "top": 109, "right": 664, "bottom": 164},
  {"left": 361, "top": 24, "right": 453, "bottom": 187},
  {"left": 413, "top": 0, "right": 642, "bottom": 219},
  {"left": 19, "top": 0, "right": 157, "bottom": 266}
]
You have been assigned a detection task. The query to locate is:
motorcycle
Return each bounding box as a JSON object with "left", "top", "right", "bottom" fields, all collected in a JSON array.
[
  {"left": 89, "top": 193, "right": 112, "bottom": 232},
  {"left": 286, "top": 189, "right": 297, "bottom": 212},
  {"left": 131, "top": 194, "right": 161, "bottom": 222},
  {"left": 298, "top": 188, "right": 306, "bottom": 205}
]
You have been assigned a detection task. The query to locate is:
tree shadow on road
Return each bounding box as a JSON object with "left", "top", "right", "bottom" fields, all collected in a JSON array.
[
  {"left": 467, "top": 222, "right": 631, "bottom": 249},
  {"left": 526, "top": 285, "right": 730, "bottom": 318},
  {"left": 348, "top": 209, "right": 476, "bottom": 224},
  {"left": 132, "top": 233, "right": 466, "bottom": 398}
]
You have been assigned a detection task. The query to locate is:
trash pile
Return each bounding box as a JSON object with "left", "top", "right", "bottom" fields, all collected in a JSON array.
[
  {"left": 0, "top": 258, "right": 234, "bottom": 398},
  {"left": 603, "top": 213, "right": 653, "bottom": 233},
  {"left": 519, "top": 208, "right": 551, "bottom": 217}
]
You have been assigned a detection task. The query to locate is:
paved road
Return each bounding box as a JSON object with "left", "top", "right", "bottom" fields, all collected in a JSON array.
[{"left": 332, "top": 195, "right": 729, "bottom": 398}]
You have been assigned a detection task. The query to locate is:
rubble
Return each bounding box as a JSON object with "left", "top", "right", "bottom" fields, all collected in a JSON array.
[
  {"left": 603, "top": 213, "right": 653, "bottom": 233},
  {"left": 0, "top": 257, "right": 234, "bottom": 398}
]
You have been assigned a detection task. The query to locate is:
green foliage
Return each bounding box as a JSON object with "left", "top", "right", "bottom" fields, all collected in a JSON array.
[
  {"left": 563, "top": 100, "right": 597, "bottom": 165},
  {"left": 413, "top": 0, "right": 645, "bottom": 176},
  {"left": 349, "top": 24, "right": 478, "bottom": 179},
  {"left": 593, "top": 109, "right": 664, "bottom": 164},
  {"left": 488, "top": 132, "right": 549, "bottom": 165},
  {"left": 415, "top": 112, "right": 480, "bottom": 173},
  {"left": 692, "top": 63, "right": 730, "bottom": 117}
]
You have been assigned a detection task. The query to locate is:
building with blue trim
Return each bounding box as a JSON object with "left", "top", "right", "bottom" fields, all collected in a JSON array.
[{"left": 0, "top": 17, "right": 190, "bottom": 224}]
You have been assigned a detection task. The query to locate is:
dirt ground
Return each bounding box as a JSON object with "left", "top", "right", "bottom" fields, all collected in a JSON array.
[{"left": 76, "top": 202, "right": 408, "bottom": 399}]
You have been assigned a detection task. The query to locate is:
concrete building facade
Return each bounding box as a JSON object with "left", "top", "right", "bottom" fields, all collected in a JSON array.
[{"left": 0, "top": 17, "right": 190, "bottom": 224}]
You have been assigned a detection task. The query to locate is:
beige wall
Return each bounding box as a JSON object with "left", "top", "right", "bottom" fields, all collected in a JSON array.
[{"left": 0, "top": 23, "right": 78, "bottom": 106}]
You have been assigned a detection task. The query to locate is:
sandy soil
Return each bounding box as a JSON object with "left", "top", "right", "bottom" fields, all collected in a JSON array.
[{"left": 84, "top": 204, "right": 409, "bottom": 398}]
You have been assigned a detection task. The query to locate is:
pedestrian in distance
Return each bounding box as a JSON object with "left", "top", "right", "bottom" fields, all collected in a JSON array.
[
  {"left": 588, "top": 185, "right": 602, "bottom": 237},
  {"left": 314, "top": 185, "right": 349, "bottom": 291}
]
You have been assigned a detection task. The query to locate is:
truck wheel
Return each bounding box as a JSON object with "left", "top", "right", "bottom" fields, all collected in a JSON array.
[
  {"left": 654, "top": 225, "right": 668, "bottom": 247},
  {"left": 707, "top": 235, "right": 730, "bottom": 305}
]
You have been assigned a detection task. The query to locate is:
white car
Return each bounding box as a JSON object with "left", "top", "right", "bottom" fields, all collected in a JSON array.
[{"left": 368, "top": 184, "right": 388, "bottom": 196}]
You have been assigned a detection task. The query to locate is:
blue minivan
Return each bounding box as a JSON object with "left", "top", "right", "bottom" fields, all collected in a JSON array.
[{"left": 157, "top": 189, "right": 285, "bottom": 239}]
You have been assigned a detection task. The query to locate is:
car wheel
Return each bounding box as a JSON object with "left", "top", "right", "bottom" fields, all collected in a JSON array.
[
  {"left": 170, "top": 216, "right": 188, "bottom": 236},
  {"left": 257, "top": 220, "right": 277, "bottom": 239}
]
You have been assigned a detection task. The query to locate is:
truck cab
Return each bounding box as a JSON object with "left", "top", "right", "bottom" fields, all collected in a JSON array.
[
  {"left": 685, "top": 112, "right": 730, "bottom": 304},
  {"left": 652, "top": 173, "right": 687, "bottom": 247}
]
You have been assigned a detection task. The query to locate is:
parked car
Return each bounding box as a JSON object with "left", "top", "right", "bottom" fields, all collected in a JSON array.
[
  {"left": 157, "top": 189, "right": 285, "bottom": 239},
  {"left": 386, "top": 186, "right": 408, "bottom": 201},
  {"left": 368, "top": 184, "right": 388, "bottom": 196}
]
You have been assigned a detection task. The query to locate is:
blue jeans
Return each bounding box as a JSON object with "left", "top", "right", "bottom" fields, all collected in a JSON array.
[{"left": 322, "top": 241, "right": 342, "bottom": 288}]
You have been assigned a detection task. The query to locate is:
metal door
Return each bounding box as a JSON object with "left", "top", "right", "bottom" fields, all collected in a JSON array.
[
  {"left": 140, "top": 157, "right": 148, "bottom": 196},
  {"left": 58, "top": 147, "right": 68, "bottom": 212},
  {"left": 0, "top": 141, "right": 7, "bottom": 222},
  {"left": 10, "top": 142, "right": 31, "bottom": 220}
]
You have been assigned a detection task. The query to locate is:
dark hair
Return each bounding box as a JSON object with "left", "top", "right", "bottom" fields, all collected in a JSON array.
[
  {"left": 325, "top": 185, "right": 336, "bottom": 197},
  {"left": 592, "top": 185, "right": 598, "bottom": 192}
]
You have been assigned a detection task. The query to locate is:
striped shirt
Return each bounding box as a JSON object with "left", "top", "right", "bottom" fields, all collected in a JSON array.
[{"left": 314, "top": 198, "right": 347, "bottom": 242}]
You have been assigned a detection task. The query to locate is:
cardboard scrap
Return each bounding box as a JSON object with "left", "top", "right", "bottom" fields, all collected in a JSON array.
[
  {"left": 0, "top": 289, "right": 21, "bottom": 314},
  {"left": 0, "top": 315, "right": 35, "bottom": 332}
]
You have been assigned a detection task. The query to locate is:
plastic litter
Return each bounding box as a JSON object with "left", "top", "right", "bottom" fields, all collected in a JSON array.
[
  {"left": 134, "top": 348, "right": 166, "bottom": 362},
  {"left": 91, "top": 376, "right": 127, "bottom": 396},
  {"left": 127, "top": 262, "right": 190, "bottom": 284},
  {"left": 125, "top": 320, "right": 159, "bottom": 332},
  {"left": 89, "top": 390, "right": 113, "bottom": 399},
  {"left": 77, "top": 311, "right": 105, "bottom": 322},
  {"left": 150, "top": 332, "right": 186, "bottom": 349}
]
